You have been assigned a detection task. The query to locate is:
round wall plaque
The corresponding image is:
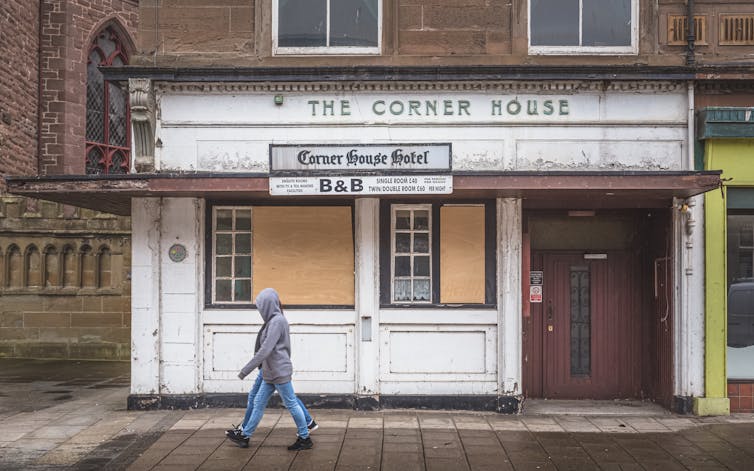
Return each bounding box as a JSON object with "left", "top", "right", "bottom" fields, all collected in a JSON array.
[{"left": 168, "top": 243, "right": 187, "bottom": 262}]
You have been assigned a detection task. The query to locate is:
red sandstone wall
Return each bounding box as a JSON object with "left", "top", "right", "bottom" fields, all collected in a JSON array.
[
  {"left": 39, "top": 0, "right": 138, "bottom": 176},
  {"left": 0, "top": 0, "right": 40, "bottom": 192}
]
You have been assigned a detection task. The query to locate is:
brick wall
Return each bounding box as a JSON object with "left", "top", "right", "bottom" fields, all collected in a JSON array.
[
  {"left": 39, "top": 0, "right": 138, "bottom": 176},
  {"left": 0, "top": 0, "right": 40, "bottom": 192}
]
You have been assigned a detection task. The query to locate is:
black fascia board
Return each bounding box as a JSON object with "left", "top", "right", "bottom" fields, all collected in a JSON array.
[{"left": 100, "top": 65, "right": 708, "bottom": 83}]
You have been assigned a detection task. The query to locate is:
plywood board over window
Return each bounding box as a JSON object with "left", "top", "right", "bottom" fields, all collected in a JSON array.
[
  {"left": 253, "top": 206, "right": 354, "bottom": 305},
  {"left": 440, "top": 205, "right": 485, "bottom": 304}
]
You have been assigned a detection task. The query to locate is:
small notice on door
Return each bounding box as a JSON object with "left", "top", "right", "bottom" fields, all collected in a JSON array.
[
  {"left": 530, "top": 271, "right": 543, "bottom": 286},
  {"left": 529, "top": 285, "right": 543, "bottom": 303}
]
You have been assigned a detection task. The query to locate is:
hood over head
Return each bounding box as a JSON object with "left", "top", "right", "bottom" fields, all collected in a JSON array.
[{"left": 256, "top": 288, "right": 283, "bottom": 323}]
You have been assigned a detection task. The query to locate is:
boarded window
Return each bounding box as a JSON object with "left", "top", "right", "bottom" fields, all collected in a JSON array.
[
  {"left": 440, "top": 205, "right": 485, "bottom": 304},
  {"left": 252, "top": 206, "right": 354, "bottom": 305}
]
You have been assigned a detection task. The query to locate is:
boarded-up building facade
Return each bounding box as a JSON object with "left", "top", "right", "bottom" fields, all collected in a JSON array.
[{"left": 7, "top": 0, "right": 754, "bottom": 414}]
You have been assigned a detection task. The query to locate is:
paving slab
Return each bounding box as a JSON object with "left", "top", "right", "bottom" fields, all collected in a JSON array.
[{"left": 3, "top": 359, "right": 754, "bottom": 470}]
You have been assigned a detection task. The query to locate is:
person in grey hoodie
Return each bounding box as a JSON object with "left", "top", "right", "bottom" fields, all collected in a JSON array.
[{"left": 226, "top": 288, "right": 313, "bottom": 451}]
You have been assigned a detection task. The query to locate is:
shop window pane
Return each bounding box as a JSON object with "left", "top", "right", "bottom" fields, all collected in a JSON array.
[
  {"left": 236, "top": 210, "right": 251, "bottom": 230},
  {"left": 395, "top": 233, "right": 410, "bottom": 253},
  {"left": 414, "top": 211, "right": 429, "bottom": 230},
  {"left": 394, "top": 279, "right": 411, "bottom": 301},
  {"left": 414, "top": 256, "right": 430, "bottom": 276},
  {"left": 216, "top": 234, "right": 232, "bottom": 255},
  {"left": 235, "top": 280, "right": 251, "bottom": 302},
  {"left": 396, "top": 210, "right": 411, "bottom": 229},
  {"left": 236, "top": 234, "right": 251, "bottom": 254},
  {"left": 235, "top": 256, "right": 251, "bottom": 277},
  {"left": 216, "top": 210, "right": 233, "bottom": 231},
  {"left": 413, "top": 233, "right": 429, "bottom": 253},
  {"left": 395, "top": 256, "right": 410, "bottom": 276},
  {"left": 727, "top": 214, "right": 754, "bottom": 379},
  {"left": 413, "top": 280, "right": 430, "bottom": 301},
  {"left": 216, "top": 257, "right": 232, "bottom": 277},
  {"left": 216, "top": 280, "right": 232, "bottom": 301}
]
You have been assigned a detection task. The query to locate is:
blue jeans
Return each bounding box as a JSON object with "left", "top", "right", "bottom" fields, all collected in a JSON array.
[
  {"left": 241, "top": 374, "right": 309, "bottom": 439},
  {"left": 241, "top": 373, "right": 312, "bottom": 430}
]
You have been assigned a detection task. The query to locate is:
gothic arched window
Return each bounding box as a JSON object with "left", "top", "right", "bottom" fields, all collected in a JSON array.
[{"left": 86, "top": 25, "right": 130, "bottom": 174}]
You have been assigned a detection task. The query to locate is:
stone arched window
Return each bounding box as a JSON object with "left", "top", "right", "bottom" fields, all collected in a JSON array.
[
  {"left": 44, "top": 245, "right": 60, "bottom": 288},
  {"left": 97, "top": 246, "right": 112, "bottom": 288},
  {"left": 86, "top": 24, "right": 130, "bottom": 174},
  {"left": 81, "top": 244, "right": 96, "bottom": 288},
  {"left": 6, "top": 245, "right": 22, "bottom": 288},
  {"left": 62, "top": 245, "right": 78, "bottom": 288},
  {"left": 25, "top": 245, "right": 42, "bottom": 288}
]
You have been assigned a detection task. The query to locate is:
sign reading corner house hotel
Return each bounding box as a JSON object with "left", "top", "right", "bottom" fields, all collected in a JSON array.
[{"left": 269, "top": 143, "right": 452, "bottom": 195}]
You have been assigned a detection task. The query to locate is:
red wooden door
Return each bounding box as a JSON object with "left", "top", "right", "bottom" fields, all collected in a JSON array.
[{"left": 541, "top": 252, "right": 641, "bottom": 399}]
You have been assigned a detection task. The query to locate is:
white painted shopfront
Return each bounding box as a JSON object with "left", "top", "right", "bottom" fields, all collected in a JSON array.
[{"left": 128, "top": 80, "right": 708, "bottom": 410}]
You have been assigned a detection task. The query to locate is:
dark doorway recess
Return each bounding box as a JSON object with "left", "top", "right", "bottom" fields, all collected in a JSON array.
[{"left": 522, "top": 210, "right": 674, "bottom": 405}]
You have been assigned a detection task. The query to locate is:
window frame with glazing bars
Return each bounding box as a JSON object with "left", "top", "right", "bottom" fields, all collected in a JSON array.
[
  {"left": 379, "top": 200, "right": 497, "bottom": 308},
  {"left": 272, "top": 0, "right": 382, "bottom": 55},
  {"left": 85, "top": 25, "right": 131, "bottom": 174},
  {"left": 528, "top": 0, "right": 639, "bottom": 55},
  {"left": 210, "top": 206, "right": 253, "bottom": 305}
]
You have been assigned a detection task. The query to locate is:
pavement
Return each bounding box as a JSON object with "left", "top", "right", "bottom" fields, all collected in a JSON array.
[{"left": 1, "top": 359, "right": 754, "bottom": 470}]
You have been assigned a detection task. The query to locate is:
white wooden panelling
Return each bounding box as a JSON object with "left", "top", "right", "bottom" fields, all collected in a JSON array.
[
  {"left": 388, "top": 331, "right": 486, "bottom": 374},
  {"left": 131, "top": 198, "right": 161, "bottom": 395},
  {"left": 499, "top": 198, "right": 522, "bottom": 395},
  {"left": 355, "top": 198, "right": 381, "bottom": 395},
  {"left": 202, "top": 309, "right": 357, "bottom": 325},
  {"left": 161, "top": 364, "right": 197, "bottom": 395},
  {"left": 380, "top": 309, "right": 497, "bottom": 325},
  {"left": 380, "top": 381, "right": 498, "bottom": 395},
  {"left": 162, "top": 312, "right": 197, "bottom": 343},
  {"left": 379, "top": 324, "right": 497, "bottom": 384},
  {"left": 202, "top": 324, "right": 355, "bottom": 394}
]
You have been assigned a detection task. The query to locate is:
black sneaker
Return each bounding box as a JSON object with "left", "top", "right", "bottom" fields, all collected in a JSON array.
[
  {"left": 287, "top": 436, "right": 313, "bottom": 451},
  {"left": 227, "top": 429, "right": 249, "bottom": 448},
  {"left": 307, "top": 419, "right": 318, "bottom": 432},
  {"left": 225, "top": 423, "right": 241, "bottom": 437}
]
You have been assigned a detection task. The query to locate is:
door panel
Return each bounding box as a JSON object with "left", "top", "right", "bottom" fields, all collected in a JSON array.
[{"left": 541, "top": 252, "right": 640, "bottom": 399}]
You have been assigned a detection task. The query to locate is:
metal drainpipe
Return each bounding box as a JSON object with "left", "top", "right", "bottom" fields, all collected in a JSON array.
[{"left": 686, "top": 0, "right": 696, "bottom": 66}]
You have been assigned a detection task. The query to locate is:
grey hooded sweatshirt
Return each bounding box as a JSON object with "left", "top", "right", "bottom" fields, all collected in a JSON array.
[{"left": 237, "top": 288, "right": 293, "bottom": 384}]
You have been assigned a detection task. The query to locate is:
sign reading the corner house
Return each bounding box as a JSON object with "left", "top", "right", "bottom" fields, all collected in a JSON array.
[{"left": 270, "top": 144, "right": 452, "bottom": 195}]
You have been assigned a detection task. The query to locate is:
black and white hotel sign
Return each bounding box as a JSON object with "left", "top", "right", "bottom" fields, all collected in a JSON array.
[{"left": 269, "top": 143, "right": 452, "bottom": 196}]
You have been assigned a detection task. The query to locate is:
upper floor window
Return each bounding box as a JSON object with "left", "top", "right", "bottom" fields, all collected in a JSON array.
[
  {"left": 273, "top": 0, "right": 380, "bottom": 55},
  {"left": 529, "top": 0, "right": 638, "bottom": 55},
  {"left": 86, "top": 25, "right": 130, "bottom": 174}
]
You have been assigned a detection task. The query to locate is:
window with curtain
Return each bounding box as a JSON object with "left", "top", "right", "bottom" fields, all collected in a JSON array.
[
  {"left": 86, "top": 25, "right": 130, "bottom": 174},
  {"left": 380, "top": 201, "right": 495, "bottom": 306},
  {"left": 275, "top": 0, "right": 380, "bottom": 54}
]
